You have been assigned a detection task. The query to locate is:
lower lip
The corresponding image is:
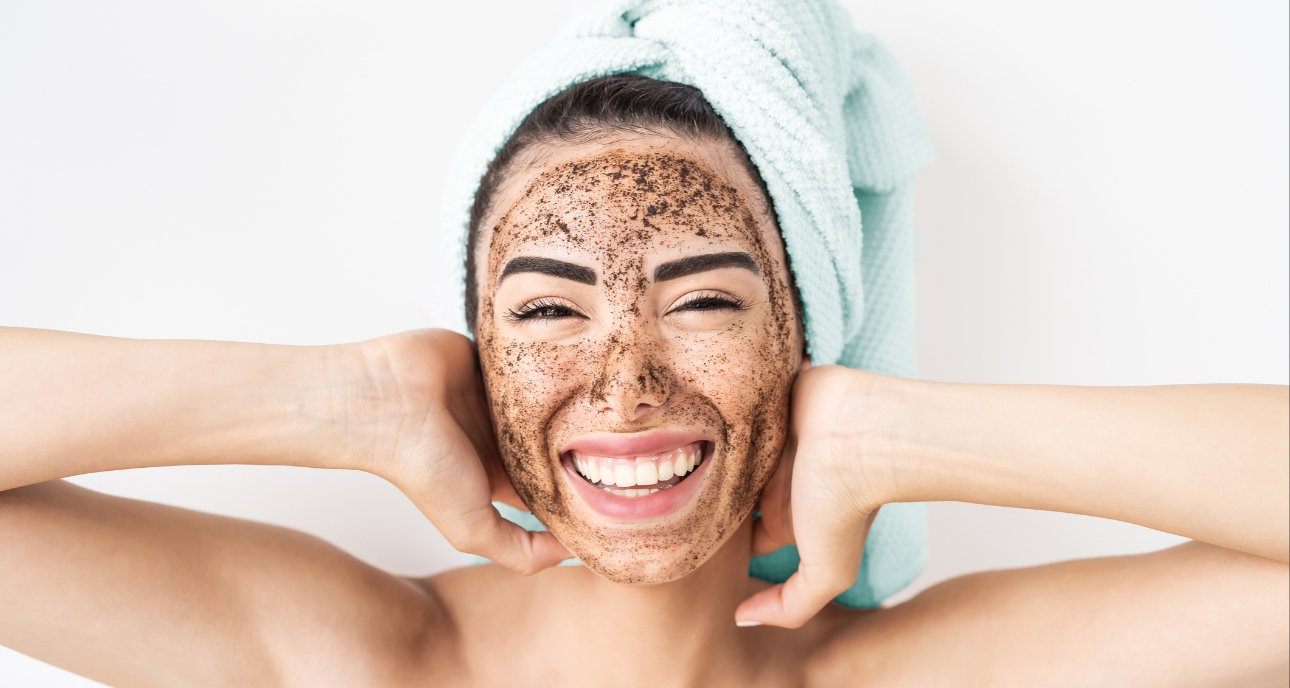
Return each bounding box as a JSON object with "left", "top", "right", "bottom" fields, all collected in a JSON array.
[{"left": 561, "top": 446, "right": 713, "bottom": 521}]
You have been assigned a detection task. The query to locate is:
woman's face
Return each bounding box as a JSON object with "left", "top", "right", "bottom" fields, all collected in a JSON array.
[{"left": 474, "top": 134, "right": 802, "bottom": 584}]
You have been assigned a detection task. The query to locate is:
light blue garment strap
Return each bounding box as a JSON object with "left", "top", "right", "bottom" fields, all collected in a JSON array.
[{"left": 476, "top": 501, "right": 925, "bottom": 608}]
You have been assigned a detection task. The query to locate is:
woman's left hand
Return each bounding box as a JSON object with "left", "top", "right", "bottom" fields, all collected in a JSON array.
[
  {"left": 736, "top": 364, "right": 896, "bottom": 628},
  {"left": 738, "top": 362, "right": 1290, "bottom": 630}
]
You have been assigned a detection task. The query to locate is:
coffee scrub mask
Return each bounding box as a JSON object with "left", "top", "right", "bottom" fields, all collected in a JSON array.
[{"left": 475, "top": 136, "right": 802, "bottom": 584}]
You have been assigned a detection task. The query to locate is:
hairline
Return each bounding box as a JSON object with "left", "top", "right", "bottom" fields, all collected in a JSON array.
[{"left": 467, "top": 130, "right": 788, "bottom": 333}]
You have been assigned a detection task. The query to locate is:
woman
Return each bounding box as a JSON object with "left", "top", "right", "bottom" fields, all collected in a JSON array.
[{"left": 3, "top": 6, "right": 1288, "bottom": 688}]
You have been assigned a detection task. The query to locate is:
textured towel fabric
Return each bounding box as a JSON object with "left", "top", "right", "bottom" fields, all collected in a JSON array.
[{"left": 443, "top": 0, "right": 933, "bottom": 607}]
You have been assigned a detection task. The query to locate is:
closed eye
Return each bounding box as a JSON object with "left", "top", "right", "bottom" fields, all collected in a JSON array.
[
  {"left": 505, "top": 297, "right": 587, "bottom": 323},
  {"left": 665, "top": 291, "right": 748, "bottom": 316}
]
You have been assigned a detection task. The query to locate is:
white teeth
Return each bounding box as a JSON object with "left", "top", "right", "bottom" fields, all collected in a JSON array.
[
  {"left": 573, "top": 443, "right": 705, "bottom": 493},
  {"left": 636, "top": 461, "right": 658, "bottom": 486},
  {"left": 614, "top": 463, "right": 637, "bottom": 488}
]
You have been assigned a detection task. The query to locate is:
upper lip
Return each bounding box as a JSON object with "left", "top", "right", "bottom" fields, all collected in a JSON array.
[{"left": 560, "top": 429, "right": 712, "bottom": 458}]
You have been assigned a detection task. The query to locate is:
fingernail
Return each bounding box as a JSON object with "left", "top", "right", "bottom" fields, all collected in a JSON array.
[
  {"left": 752, "top": 510, "right": 762, "bottom": 519},
  {"left": 736, "top": 620, "right": 763, "bottom": 627}
]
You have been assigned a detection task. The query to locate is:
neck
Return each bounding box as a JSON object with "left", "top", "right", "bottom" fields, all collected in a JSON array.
[{"left": 529, "top": 518, "right": 761, "bottom": 687}]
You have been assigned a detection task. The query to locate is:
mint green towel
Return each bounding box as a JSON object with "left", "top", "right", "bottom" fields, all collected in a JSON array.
[{"left": 443, "top": 0, "right": 932, "bottom": 608}]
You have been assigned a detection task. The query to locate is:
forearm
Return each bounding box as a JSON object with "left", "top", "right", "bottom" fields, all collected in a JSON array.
[
  {"left": 814, "top": 543, "right": 1289, "bottom": 687},
  {"left": 0, "top": 327, "right": 375, "bottom": 490},
  {"left": 874, "top": 377, "right": 1289, "bottom": 561}
]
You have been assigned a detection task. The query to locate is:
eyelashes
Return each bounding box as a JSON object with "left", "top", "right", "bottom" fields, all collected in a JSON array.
[
  {"left": 666, "top": 290, "right": 748, "bottom": 315},
  {"left": 504, "top": 297, "right": 585, "bottom": 324},
  {"left": 504, "top": 291, "right": 748, "bottom": 325}
]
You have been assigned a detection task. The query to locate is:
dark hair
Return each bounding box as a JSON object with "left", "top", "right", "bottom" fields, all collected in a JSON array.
[{"left": 464, "top": 74, "right": 771, "bottom": 331}]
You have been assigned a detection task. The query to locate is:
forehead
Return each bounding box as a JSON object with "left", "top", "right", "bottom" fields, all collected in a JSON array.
[{"left": 478, "top": 137, "right": 785, "bottom": 281}]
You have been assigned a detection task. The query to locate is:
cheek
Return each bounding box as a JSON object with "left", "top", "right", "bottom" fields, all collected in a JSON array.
[
  {"left": 481, "top": 340, "right": 589, "bottom": 439},
  {"left": 477, "top": 328, "right": 595, "bottom": 510},
  {"left": 669, "top": 320, "right": 795, "bottom": 427}
]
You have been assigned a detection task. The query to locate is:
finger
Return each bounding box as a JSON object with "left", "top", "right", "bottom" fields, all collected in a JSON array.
[
  {"left": 485, "top": 455, "right": 528, "bottom": 511},
  {"left": 412, "top": 423, "right": 567, "bottom": 574},
  {"left": 755, "top": 433, "right": 797, "bottom": 548},
  {"left": 751, "top": 517, "right": 787, "bottom": 556},
  {"left": 735, "top": 508, "right": 878, "bottom": 628},
  {"left": 446, "top": 502, "right": 571, "bottom": 575},
  {"left": 733, "top": 559, "right": 853, "bottom": 629}
]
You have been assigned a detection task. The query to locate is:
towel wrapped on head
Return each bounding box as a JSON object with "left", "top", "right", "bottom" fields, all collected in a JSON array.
[{"left": 442, "top": 0, "right": 933, "bottom": 608}]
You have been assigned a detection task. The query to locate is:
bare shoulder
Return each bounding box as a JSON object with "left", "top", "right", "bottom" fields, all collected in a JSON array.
[
  {"left": 420, "top": 563, "right": 535, "bottom": 648},
  {"left": 0, "top": 481, "right": 460, "bottom": 688},
  {"left": 416, "top": 563, "right": 544, "bottom": 686},
  {"left": 803, "top": 544, "right": 1290, "bottom": 687}
]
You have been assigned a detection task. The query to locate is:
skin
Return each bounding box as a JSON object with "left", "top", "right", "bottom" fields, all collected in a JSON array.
[
  {"left": 0, "top": 135, "right": 1284, "bottom": 685},
  {"left": 473, "top": 136, "right": 800, "bottom": 583}
]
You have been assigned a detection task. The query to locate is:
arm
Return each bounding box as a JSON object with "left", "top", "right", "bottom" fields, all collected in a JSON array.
[
  {"left": 748, "top": 369, "right": 1288, "bottom": 680},
  {"left": 0, "top": 480, "right": 449, "bottom": 687},
  {"left": 893, "top": 379, "right": 1288, "bottom": 562},
  {"left": 0, "top": 326, "right": 566, "bottom": 568},
  {"left": 808, "top": 542, "right": 1289, "bottom": 688},
  {"left": 0, "top": 326, "right": 360, "bottom": 488},
  {"left": 743, "top": 367, "right": 1288, "bottom": 616},
  {"left": 0, "top": 326, "right": 565, "bottom": 683}
]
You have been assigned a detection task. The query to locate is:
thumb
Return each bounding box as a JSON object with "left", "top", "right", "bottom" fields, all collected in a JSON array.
[
  {"left": 398, "top": 420, "right": 570, "bottom": 576},
  {"left": 736, "top": 508, "right": 879, "bottom": 628},
  {"left": 447, "top": 502, "right": 572, "bottom": 576},
  {"left": 752, "top": 426, "right": 797, "bottom": 555},
  {"left": 484, "top": 450, "right": 529, "bottom": 512}
]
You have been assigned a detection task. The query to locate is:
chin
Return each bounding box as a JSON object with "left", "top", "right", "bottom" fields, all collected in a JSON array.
[{"left": 577, "top": 538, "right": 714, "bottom": 584}]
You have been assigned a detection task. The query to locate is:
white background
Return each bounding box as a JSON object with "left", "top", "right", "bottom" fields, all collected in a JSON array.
[{"left": 1, "top": 1, "right": 1286, "bottom": 684}]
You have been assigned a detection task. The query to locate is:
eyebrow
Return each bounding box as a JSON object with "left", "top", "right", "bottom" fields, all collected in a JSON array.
[
  {"left": 653, "top": 251, "right": 761, "bottom": 282},
  {"left": 499, "top": 256, "right": 597, "bottom": 285}
]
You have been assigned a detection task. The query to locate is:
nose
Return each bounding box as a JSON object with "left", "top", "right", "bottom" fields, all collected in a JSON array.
[{"left": 589, "top": 335, "right": 672, "bottom": 423}]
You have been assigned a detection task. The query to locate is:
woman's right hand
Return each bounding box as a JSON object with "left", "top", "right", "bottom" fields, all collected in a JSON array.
[{"left": 355, "top": 329, "right": 570, "bottom": 575}]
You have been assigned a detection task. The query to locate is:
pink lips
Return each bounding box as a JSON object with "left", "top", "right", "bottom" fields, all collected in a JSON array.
[
  {"left": 559, "top": 430, "right": 713, "bottom": 521},
  {"left": 560, "top": 429, "right": 709, "bottom": 458}
]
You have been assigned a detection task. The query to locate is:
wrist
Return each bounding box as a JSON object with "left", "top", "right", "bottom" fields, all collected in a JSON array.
[
  {"left": 329, "top": 339, "right": 409, "bottom": 478},
  {"left": 170, "top": 341, "right": 379, "bottom": 473},
  {"left": 871, "top": 375, "right": 973, "bottom": 505},
  {"left": 346, "top": 330, "right": 475, "bottom": 485},
  {"left": 267, "top": 342, "right": 374, "bottom": 473},
  {"left": 832, "top": 368, "right": 922, "bottom": 506}
]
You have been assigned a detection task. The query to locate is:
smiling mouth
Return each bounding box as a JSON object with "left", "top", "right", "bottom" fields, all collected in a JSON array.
[{"left": 567, "top": 441, "right": 708, "bottom": 498}]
